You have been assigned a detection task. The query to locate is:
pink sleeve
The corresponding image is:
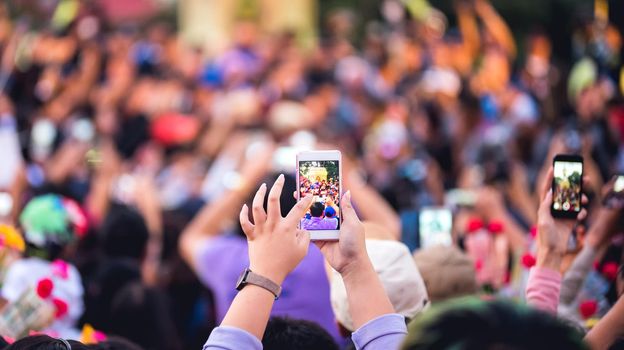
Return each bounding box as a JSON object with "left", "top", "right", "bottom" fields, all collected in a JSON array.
[{"left": 525, "top": 267, "right": 561, "bottom": 315}]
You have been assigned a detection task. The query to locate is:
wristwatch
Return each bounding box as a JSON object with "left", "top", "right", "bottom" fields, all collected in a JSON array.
[{"left": 236, "top": 268, "right": 282, "bottom": 300}]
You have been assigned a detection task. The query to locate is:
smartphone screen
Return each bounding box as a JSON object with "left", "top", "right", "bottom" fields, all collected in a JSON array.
[
  {"left": 298, "top": 160, "right": 340, "bottom": 231},
  {"left": 419, "top": 207, "right": 453, "bottom": 249},
  {"left": 551, "top": 155, "right": 583, "bottom": 218}
]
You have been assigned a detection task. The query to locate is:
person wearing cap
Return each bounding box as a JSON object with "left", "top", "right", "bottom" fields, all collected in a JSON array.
[
  {"left": 330, "top": 239, "right": 429, "bottom": 336},
  {"left": 413, "top": 245, "right": 478, "bottom": 303}
]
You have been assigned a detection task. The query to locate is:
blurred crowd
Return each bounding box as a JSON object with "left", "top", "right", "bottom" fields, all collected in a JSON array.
[{"left": 0, "top": 0, "right": 623, "bottom": 349}]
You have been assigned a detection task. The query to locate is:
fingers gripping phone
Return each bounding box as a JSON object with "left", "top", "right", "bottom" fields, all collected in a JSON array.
[
  {"left": 297, "top": 151, "right": 341, "bottom": 240},
  {"left": 603, "top": 175, "right": 624, "bottom": 209},
  {"left": 551, "top": 154, "right": 584, "bottom": 219}
]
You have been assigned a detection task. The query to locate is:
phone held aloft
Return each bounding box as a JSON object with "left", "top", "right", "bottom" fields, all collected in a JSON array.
[
  {"left": 551, "top": 154, "right": 583, "bottom": 219},
  {"left": 296, "top": 150, "right": 341, "bottom": 241}
]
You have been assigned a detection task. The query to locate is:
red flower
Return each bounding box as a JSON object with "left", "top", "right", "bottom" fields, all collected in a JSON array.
[
  {"left": 488, "top": 221, "right": 504, "bottom": 235},
  {"left": 466, "top": 218, "right": 484, "bottom": 234},
  {"left": 521, "top": 253, "right": 536, "bottom": 269},
  {"left": 36, "top": 278, "right": 54, "bottom": 299},
  {"left": 52, "top": 298, "right": 68, "bottom": 319},
  {"left": 579, "top": 300, "right": 598, "bottom": 319},
  {"left": 602, "top": 262, "right": 619, "bottom": 281},
  {"left": 529, "top": 226, "right": 537, "bottom": 239},
  {"left": 474, "top": 259, "right": 483, "bottom": 271}
]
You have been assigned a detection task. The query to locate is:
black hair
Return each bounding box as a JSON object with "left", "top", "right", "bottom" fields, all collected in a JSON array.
[
  {"left": 262, "top": 317, "right": 339, "bottom": 350},
  {"left": 87, "top": 336, "right": 144, "bottom": 350},
  {"left": 402, "top": 298, "right": 588, "bottom": 350},
  {"left": 81, "top": 259, "right": 142, "bottom": 330},
  {"left": 309, "top": 202, "right": 325, "bottom": 218},
  {"left": 100, "top": 204, "right": 150, "bottom": 260},
  {"left": 6, "top": 336, "right": 89, "bottom": 350},
  {"left": 109, "top": 282, "right": 181, "bottom": 350}
]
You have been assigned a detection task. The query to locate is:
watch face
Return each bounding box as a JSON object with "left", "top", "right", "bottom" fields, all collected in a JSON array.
[{"left": 236, "top": 269, "right": 250, "bottom": 291}]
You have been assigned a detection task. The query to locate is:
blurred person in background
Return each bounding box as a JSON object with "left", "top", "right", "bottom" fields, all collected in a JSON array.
[{"left": 0, "top": 0, "right": 621, "bottom": 348}]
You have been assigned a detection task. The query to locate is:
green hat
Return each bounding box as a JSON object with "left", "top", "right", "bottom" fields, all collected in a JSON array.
[
  {"left": 19, "top": 194, "right": 74, "bottom": 248},
  {"left": 568, "top": 58, "right": 597, "bottom": 103}
]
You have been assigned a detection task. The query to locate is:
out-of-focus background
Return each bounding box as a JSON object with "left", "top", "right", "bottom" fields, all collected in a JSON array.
[{"left": 0, "top": 0, "right": 622, "bottom": 349}]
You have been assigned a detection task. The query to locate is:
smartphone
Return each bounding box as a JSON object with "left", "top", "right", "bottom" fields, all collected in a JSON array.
[
  {"left": 296, "top": 150, "right": 341, "bottom": 240},
  {"left": 419, "top": 207, "right": 453, "bottom": 249},
  {"left": 551, "top": 154, "right": 584, "bottom": 219}
]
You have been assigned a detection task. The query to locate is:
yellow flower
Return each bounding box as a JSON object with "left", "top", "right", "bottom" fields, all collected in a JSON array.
[{"left": 0, "top": 224, "right": 25, "bottom": 252}]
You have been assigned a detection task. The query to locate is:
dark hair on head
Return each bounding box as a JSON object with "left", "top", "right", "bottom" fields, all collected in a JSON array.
[
  {"left": 100, "top": 204, "right": 149, "bottom": 260},
  {"left": 262, "top": 317, "right": 339, "bottom": 350},
  {"left": 6, "top": 335, "right": 89, "bottom": 350},
  {"left": 87, "top": 336, "right": 144, "bottom": 350},
  {"left": 109, "top": 282, "right": 181, "bottom": 350},
  {"left": 402, "top": 298, "right": 588, "bottom": 350},
  {"left": 81, "top": 259, "right": 142, "bottom": 330},
  {"left": 309, "top": 202, "right": 325, "bottom": 218}
]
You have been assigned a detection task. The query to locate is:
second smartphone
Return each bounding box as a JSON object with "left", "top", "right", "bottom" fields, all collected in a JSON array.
[
  {"left": 296, "top": 150, "right": 342, "bottom": 240},
  {"left": 551, "top": 154, "right": 583, "bottom": 219}
]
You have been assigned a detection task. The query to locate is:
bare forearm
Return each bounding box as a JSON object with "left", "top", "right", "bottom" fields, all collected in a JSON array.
[
  {"left": 493, "top": 209, "right": 529, "bottom": 253},
  {"left": 476, "top": 2, "right": 516, "bottom": 57},
  {"left": 185, "top": 188, "right": 248, "bottom": 237},
  {"left": 351, "top": 186, "right": 400, "bottom": 239},
  {"left": 342, "top": 259, "right": 395, "bottom": 330},
  {"left": 86, "top": 174, "right": 114, "bottom": 223},
  {"left": 585, "top": 296, "right": 624, "bottom": 350},
  {"left": 46, "top": 141, "right": 90, "bottom": 184},
  {"left": 346, "top": 172, "right": 401, "bottom": 239},
  {"left": 135, "top": 178, "right": 164, "bottom": 285},
  {"left": 536, "top": 248, "right": 563, "bottom": 271},
  {"left": 456, "top": 7, "right": 480, "bottom": 63},
  {"left": 221, "top": 285, "right": 276, "bottom": 340}
]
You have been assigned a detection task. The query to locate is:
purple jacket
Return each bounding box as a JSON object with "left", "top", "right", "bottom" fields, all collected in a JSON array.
[
  {"left": 203, "top": 313, "right": 407, "bottom": 350},
  {"left": 194, "top": 234, "right": 340, "bottom": 341}
]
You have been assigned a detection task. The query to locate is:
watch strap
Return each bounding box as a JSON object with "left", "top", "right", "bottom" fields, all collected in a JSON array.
[{"left": 240, "top": 269, "right": 282, "bottom": 300}]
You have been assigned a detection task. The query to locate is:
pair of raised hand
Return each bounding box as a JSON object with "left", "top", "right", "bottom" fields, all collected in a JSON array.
[
  {"left": 535, "top": 167, "right": 588, "bottom": 268},
  {"left": 238, "top": 174, "right": 367, "bottom": 286}
]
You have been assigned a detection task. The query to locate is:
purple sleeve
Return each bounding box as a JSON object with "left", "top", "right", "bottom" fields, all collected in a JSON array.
[
  {"left": 194, "top": 235, "right": 248, "bottom": 290},
  {"left": 203, "top": 326, "right": 262, "bottom": 350},
  {"left": 351, "top": 314, "right": 408, "bottom": 350}
]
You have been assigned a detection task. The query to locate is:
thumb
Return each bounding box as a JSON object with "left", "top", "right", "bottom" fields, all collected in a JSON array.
[
  {"left": 341, "top": 190, "right": 359, "bottom": 223},
  {"left": 539, "top": 189, "right": 553, "bottom": 216}
]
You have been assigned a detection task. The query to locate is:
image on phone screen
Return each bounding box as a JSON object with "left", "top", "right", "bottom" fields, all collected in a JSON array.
[
  {"left": 552, "top": 156, "right": 583, "bottom": 217},
  {"left": 298, "top": 160, "right": 340, "bottom": 230},
  {"left": 419, "top": 207, "right": 452, "bottom": 249}
]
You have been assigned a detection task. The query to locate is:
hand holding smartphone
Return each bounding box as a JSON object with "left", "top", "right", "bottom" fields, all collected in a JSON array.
[
  {"left": 296, "top": 151, "right": 341, "bottom": 240},
  {"left": 551, "top": 154, "right": 584, "bottom": 219}
]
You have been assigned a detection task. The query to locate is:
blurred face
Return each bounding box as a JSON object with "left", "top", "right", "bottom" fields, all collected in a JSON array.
[
  {"left": 234, "top": 21, "right": 258, "bottom": 48},
  {"left": 576, "top": 86, "right": 603, "bottom": 121},
  {"left": 475, "top": 50, "right": 510, "bottom": 94}
]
